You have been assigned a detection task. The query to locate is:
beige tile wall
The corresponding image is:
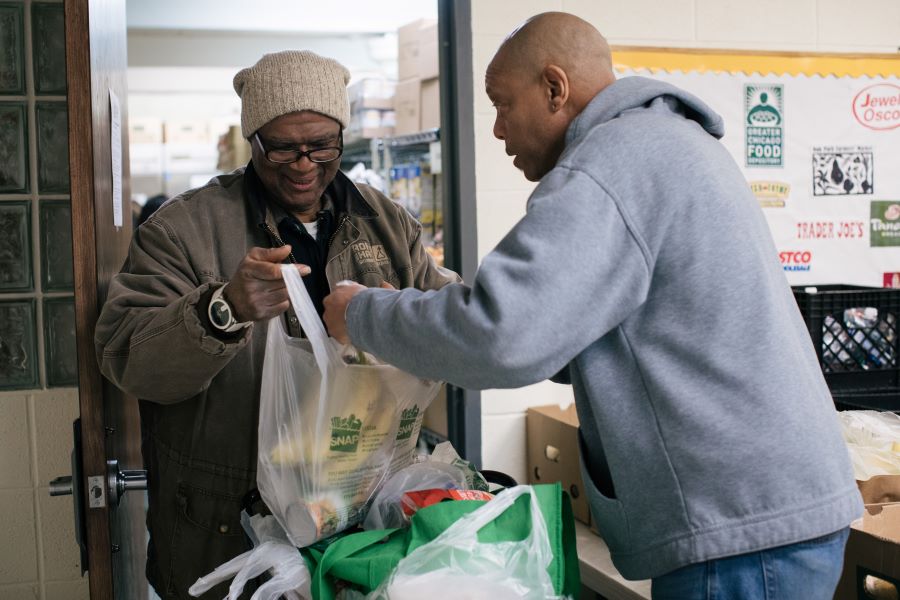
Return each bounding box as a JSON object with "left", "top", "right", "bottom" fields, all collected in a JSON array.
[
  {"left": 0, "top": 389, "right": 86, "bottom": 600},
  {"left": 0, "top": 0, "right": 87, "bottom": 596},
  {"left": 470, "top": 0, "right": 899, "bottom": 482}
]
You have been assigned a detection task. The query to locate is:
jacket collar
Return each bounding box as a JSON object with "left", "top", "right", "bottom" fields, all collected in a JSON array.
[{"left": 244, "top": 161, "right": 379, "bottom": 229}]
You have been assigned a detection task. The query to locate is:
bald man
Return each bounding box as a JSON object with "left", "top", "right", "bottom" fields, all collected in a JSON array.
[{"left": 324, "top": 13, "right": 859, "bottom": 599}]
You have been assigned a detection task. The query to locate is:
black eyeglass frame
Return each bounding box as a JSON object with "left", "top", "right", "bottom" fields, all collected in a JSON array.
[{"left": 253, "top": 131, "right": 344, "bottom": 164}]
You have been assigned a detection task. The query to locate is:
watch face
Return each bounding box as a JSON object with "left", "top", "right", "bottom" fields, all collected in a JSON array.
[{"left": 210, "top": 298, "right": 232, "bottom": 328}]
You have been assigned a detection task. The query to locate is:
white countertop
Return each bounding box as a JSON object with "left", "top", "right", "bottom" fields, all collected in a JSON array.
[{"left": 575, "top": 521, "right": 652, "bottom": 600}]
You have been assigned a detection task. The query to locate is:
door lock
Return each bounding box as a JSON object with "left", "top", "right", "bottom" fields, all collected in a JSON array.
[
  {"left": 51, "top": 459, "right": 147, "bottom": 508},
  {"left": 47, "top": 420, "right": 149, "bottom": 575}
]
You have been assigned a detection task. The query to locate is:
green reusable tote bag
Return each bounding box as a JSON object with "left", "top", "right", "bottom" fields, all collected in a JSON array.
[{"left": 306, "top": 482, "right": 580, "bottom": 599}]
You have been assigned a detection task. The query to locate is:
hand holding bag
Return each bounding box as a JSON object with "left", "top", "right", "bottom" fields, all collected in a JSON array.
[{"left": 257, "top": 266, "right": 441, "bottom": 547}]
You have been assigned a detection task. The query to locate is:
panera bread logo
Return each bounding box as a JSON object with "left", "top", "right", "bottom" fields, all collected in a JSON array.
[
  {"left": 870, "top": 201, "right": 900, "bottom": 247},
  {"left": 853, "top": 84, "right": 900, "bottom": 131}
]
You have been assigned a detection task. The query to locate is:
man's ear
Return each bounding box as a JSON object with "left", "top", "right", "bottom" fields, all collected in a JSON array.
[{"left": 542, "top": 64, "right": 569, "bottom": 113}]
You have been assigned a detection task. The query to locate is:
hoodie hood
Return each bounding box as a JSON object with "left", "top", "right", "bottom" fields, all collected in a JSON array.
[{"left": 566, "top": 75, "right": 725, "bottom": 146}]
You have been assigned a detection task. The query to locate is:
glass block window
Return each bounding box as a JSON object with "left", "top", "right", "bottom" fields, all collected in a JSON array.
[{"left": 0, "top": 0, "right": 73, "bottom": 391}]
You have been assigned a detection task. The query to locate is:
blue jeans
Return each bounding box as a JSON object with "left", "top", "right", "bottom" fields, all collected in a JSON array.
[{"left": 651, "top": 528, "right": 850, "bottom": 600}]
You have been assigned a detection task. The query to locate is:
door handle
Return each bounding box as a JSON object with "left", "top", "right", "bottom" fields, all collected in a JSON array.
[
  {"left": 104, "top": 459, "right": 148, "bottom": 507},
  {"left": 49, "top": 455, "right": 147, "bottom": 506},
  {"left": 47, "top": 419, "right": 149, "bottom": 574}
]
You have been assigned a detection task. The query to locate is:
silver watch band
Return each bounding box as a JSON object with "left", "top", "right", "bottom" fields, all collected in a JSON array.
[{"left": 208, "top": 285, "right": 251, "bottom": 333}]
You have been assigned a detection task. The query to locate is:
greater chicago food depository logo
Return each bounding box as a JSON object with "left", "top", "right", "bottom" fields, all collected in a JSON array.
[{"left": 745, "top": 84, "right": 784, "bottom": 167}]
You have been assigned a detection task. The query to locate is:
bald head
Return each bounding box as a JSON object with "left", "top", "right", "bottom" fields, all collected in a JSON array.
[
  {"left": 489, "top": 12, "right": 615, "bottom": 110},
  {"left": 484, "top": 12, "right": 616, "bottom": 181}
]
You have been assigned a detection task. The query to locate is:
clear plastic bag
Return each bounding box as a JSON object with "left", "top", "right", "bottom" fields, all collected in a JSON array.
[
  {"left": 257, "top": 266, "right": 441, "bottom": 546},
  {"left": 363, "top": 441, "right": 488, "bottom": 530},
  {"left": 369, "top": 485, "right": 559, "bottom": 600},
  {"left": 838, "top": 410, "right": 900, "bottom": 480},
  {"left": 363, "top": 461, "right": 469, "bottom": 530},
  {"left": 189, "top": 514, "right": 311, "bottom": 600}
]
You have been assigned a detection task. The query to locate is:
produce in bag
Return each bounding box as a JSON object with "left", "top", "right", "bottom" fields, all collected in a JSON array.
[{"left": 257, "top": 266, "right": 441, "bottom": 546}]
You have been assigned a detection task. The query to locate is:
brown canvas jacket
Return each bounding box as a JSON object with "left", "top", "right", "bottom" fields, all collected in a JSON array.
[{"left": 94, "top": 167, "right": 458, "bottom": 599}]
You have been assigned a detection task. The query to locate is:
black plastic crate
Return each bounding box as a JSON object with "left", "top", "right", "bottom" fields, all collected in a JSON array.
[{"left": 793, "top": 285, "right": 900, "bottom": 411}]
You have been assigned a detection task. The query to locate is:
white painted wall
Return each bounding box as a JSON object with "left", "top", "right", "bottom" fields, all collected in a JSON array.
[
  {"left": 470, "top": 0, "right": 900, "bottom": 483},
  {"left": 125, "top": 0, "right": 437, "bottom": 34},
  {"left": 124, "top": 3, "right": 438, "bottom": 198}
]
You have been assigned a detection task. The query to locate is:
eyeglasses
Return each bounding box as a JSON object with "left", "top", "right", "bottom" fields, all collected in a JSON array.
[{"left": 253, "top": 132, "right": 344, "bottom": 164}]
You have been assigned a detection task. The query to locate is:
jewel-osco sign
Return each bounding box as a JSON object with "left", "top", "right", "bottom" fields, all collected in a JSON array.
[{"left": 853, "top": 84, "right": 900, "bottom": 131}]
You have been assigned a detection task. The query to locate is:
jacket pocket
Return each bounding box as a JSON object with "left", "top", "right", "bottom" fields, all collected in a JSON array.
[
  {"left": 166, "top": 482, "right": 250, "bottom": 599},
  {"left": 578, "top": 427, "right": 631, "bottom": 553}
]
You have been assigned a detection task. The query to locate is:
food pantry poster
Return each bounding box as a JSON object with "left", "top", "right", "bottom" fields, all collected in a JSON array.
[{"left": 613, "top": 50, "right": 900, "bottom": 287}]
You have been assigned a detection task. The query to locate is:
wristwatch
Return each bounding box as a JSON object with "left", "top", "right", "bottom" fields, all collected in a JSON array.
[{"left": 207, "top": 285, "right": 251, "bottom": 333}]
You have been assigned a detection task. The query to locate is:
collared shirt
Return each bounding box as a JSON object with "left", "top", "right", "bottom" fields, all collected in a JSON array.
[
  {"left": 243, "top": 163, "right": 338, "bottom": 319},
  {"left": 276, "top": 207, "right": 336, "bottom": 317}
]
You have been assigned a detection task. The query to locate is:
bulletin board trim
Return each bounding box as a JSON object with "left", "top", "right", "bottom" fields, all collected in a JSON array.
[{"left": 611, "top": 46, "right": 900, "bottom": 78}]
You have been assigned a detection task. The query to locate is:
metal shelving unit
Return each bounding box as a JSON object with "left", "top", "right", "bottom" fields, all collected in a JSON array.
[{"left": 343, "top": 128, "right": 440, "bottom": 176}]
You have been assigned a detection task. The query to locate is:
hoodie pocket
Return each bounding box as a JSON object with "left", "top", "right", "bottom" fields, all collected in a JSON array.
[{"left": 578, "top": 427, "right": 631, "bottom": 553}]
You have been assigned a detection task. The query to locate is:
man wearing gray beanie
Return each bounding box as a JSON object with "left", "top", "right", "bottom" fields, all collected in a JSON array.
[{"left": 95, "top": 50, "right": 458, "bottom": 599}]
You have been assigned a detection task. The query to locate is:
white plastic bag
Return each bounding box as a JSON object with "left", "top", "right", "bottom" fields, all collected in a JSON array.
[
  {"left": 363, "top": 461, "right": 469, "bottom": 530},
  {"left": 257, "top": 265, "right": 441, "bottom": 546},
  {"left": 363, "top": 441, "right": 489, "bottom": 530},
  {"left": 369, "top": 485, "right": 559, "bottom": 600},
  {"left": 189, "top": 514, "right": 310, "bottom": 600},
  {"left": 838, "top": 410, "right": 900, "bottom": 480}
]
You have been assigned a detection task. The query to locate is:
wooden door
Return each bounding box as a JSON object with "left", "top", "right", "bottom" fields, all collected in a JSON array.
[{"left": 65, "top": 0, "right": 146, "bottom": 598}]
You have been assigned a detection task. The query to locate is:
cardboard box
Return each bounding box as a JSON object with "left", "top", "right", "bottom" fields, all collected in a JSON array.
[
  {"left": 163, "top": 120, "right": 210, "bottom": 144},
  {"left": 420, "top": 77, "right": 440, "bottom": 131},
  {"left": 526, "top": 404, "right": 591, "bottom": 526},
  {"left": 398, "top": 19, "right": 435, "bottom": 80},
  {"left": 834, "top": 476, "right": 900, "bottom": 600},
  {"left": 162, "top": 142, "right": 218, "bottom": 174},
  {"left": 344, "top": 127, "right": 393, "bottom": 145},
  {"left": 216, "top": 125, "right": 250, "bottom": 172},
  {"left": 418, "top": 21, "right": 439, "bottom": 80},
  {"left": 349, "top": 78, "right": 395, "bottom": 111},
  {"left": 129, "top": 117, "right": 163, "bottom": 144},
  {"left": 393, "top": 78, "right": 420, "bottom": 136}
]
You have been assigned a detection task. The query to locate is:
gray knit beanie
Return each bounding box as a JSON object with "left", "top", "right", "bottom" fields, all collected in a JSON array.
[{"left": 233, "top": 50, "right": 351, "bottom": 138}]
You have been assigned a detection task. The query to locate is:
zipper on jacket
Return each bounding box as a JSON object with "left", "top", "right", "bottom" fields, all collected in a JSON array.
[
  {"left": 258, "top": 222, "right": 298, "bottom": 264},
  {"left": 327, "top": 214, "right": 350, "bottom": 251},
  {"left": 258, "top": 221, "right": 303, "bottom": 337}
]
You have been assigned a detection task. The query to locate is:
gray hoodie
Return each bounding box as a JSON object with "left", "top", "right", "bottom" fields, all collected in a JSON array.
[{"left": 346, "top": 76, "right": 862, "bottom": 579}]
